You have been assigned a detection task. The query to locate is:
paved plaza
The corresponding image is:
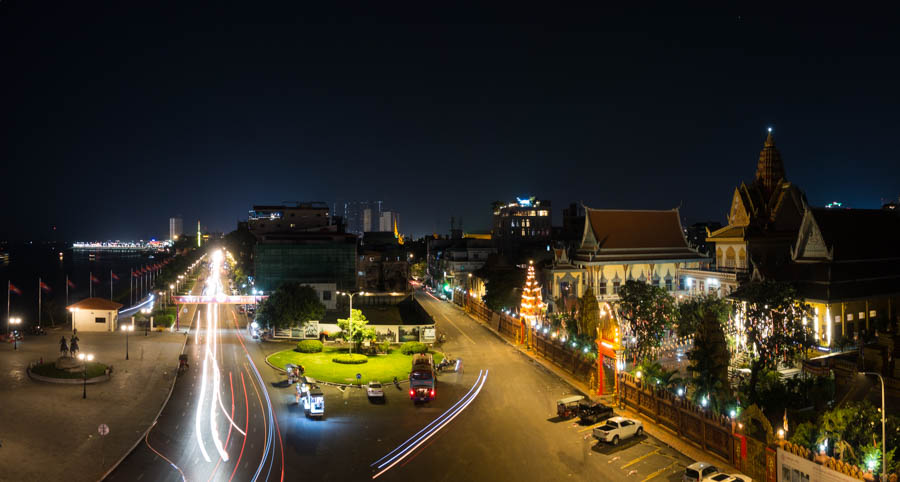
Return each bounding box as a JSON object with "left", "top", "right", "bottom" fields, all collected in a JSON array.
[{"left": 0, "top": 324, "right": 190, "bottom": 482}]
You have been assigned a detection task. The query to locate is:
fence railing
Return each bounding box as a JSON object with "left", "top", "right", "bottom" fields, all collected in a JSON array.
[{"left": 617, "top": 372, "right": 737, "bottom": 465}]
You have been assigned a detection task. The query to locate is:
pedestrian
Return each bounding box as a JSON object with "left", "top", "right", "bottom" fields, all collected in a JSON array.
[{"left": 73, "top": 328, "right": 77, "bottom": 338}]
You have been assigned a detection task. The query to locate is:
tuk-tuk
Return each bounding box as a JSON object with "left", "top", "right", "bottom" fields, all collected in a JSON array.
[
  {"left": 298, "top": 376, "right": 325, "bottom": 418},
  {"left": 556, "top": 395, "right": 585, "bottom": 419}
]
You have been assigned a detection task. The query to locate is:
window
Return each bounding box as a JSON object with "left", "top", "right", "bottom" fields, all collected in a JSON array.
[
  {"left": 322, "top": 291, "right": 332, "bottom": 301},
  {"left": 95, "top": 317, "right": 106, "bottom": 324},
  {"left": 612, "top": 280, "right": 620, "bottom": 294},
  {"left": 598, "top": 283, "right": 607, "bottom": 295},
  {"left": 665, "top": 278, "right": 673, "bottom": 291},
  {"left": 847, "top": 314, "right": 854, "bottom": 321},
  {"left": 859, "top": 312, "right": 865, "bottom": 320}
]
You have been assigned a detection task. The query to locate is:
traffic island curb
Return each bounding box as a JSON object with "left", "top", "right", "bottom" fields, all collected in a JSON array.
[{"left": 27, "top": 368, "right": 111, "bottom": 385}]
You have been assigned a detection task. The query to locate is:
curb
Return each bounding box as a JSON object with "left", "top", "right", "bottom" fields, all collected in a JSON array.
[
  {"left": 264, "top": 349, "right": 414, "bottom": 389},
  {"left": 99, "top": 314, "right": 193, "bottom": 481},
  {"left": 27, "top": 368, "right": 111, "bottom": 385}
]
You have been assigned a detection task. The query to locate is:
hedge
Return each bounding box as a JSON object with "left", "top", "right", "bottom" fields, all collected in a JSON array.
[
  {"left": 296, "top": 340, "right": 324, "bottom": 353},
  {"left": 400, "top": 341, "right": 428, "bottom": 355},
  {"left": 332, "top": 353, "right": 368, "bottom": 364}
]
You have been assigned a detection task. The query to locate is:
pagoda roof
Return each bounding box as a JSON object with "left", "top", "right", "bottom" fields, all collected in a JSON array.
[{"left": 575, "top": 208, "right": 707, "bottom": 263}]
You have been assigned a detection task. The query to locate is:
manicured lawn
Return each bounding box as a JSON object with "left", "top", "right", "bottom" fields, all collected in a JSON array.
[
  {"left": 31, "top": 362, "right": 109, "bottom": 379},
  {"left": 267, "top": 347, "right": 443, "bottom": 385}
]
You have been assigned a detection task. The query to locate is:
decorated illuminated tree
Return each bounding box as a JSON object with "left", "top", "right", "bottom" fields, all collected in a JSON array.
[{"left": 519, "top": 260, "right": 544, "bottom": 346}]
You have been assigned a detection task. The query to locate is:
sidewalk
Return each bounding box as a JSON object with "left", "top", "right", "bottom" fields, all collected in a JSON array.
[
  {"left": 448, "top": 301, "right": 742, "bottom": 475},
  {"left": 0, "top": 328, "right": 188, "bottom": 482}
]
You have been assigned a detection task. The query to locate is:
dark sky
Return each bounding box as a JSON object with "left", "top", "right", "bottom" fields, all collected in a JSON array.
[{"left": 3, "top": 4, "right": 899, "bottom": 241}]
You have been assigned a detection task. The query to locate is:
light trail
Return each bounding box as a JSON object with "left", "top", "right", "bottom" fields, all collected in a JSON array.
[
  {"left": 370, "top": 369, "right": 485, "bottom": 468},
  {"left": 247, "top": 353, "right": 276, "bottom": 482},
  {"left": 371, "top": 370, "right": 489, "bottom": 479}
]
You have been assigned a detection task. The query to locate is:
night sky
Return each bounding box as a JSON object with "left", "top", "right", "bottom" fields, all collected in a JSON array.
[{"left": 3, "top": 4, "right": 899, "bottom": 241}]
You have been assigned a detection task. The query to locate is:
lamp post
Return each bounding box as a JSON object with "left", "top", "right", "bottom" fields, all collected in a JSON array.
[
  {"left": 9, "top": 317, "right": 21, "bottom": 350},
  {"left": 78, "top": 352, "right": 94, "bottom": 399},
  {"left": 169, "top": 284, "right": 174, "bottom": 305},
  {"left": 336, "top": 291, "right": 366, "bottom": 354},
  {"left": 122, "top": 323, "right": 134, "bottom": 359},
  {"left": 859, "top": 371, "right": 886, "bottom": 480}
]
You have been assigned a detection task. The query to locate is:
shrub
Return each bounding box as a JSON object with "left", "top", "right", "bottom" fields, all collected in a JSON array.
[
  {"left": 332, "top": 353, "right": 368, "bottom": 364},
  {"left": 400, "top": 341, "right": 428, "bottom": 355},
  {"left": 296, "top": 340, "right": 324, "bottom": 353},
  {"left": 378, "top": 341, "right": 391, "bottom": 354}
]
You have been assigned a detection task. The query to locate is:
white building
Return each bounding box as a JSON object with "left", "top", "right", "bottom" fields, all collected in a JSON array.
[
  {"left": 169, "top": 217, "right": 183, "bottom": 241},
  {"left": 67, "top": 298, "right": 124, "bottom": 332}
]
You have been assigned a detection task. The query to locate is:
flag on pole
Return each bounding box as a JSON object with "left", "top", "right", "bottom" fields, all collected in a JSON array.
[
  {"left": 132, "top": 269, "right": 139, "bottom": 278},
  {"left": 90, "top": 274, "right": 100, "bottom": 284},
  {"left": 9, "top": 283, "right": 22, "bottom": 295},
  {"left": 67, "top": 279, "right": 76, "bottom": 289},
  {"left": 40, "top": 281, "right": 52, "bottom": 292},
  {"left": 111, "top": 271, "right": 120, "bottom": 281}
]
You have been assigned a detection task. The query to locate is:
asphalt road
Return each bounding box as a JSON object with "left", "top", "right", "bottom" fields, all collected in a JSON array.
[{"left": 107, "top": 277, "right": 695, "bottom": 481}]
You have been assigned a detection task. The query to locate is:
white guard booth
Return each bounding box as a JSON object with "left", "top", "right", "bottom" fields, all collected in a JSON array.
[{"left": 67, "top": 298, "right": 124, "bottom": 332}]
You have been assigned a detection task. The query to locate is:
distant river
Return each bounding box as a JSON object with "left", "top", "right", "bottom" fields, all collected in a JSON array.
[{"left": 0, "top": 242, "right": 166, "bottom": 328}]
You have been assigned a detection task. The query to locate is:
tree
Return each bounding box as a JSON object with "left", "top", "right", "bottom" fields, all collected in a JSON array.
[
  {"left": 256, "top": 282, "right": 326, "bottom": 330},
  {"left": 477, "top": 265, "right": 524, "bottom": 312},
  {"left": 579, "top": 292, "right": 600, "bottom": 337},
  {"left": 677, "top": 295, "right": 732, "bottom": 413},
  {"left": 337, "top": 308, "right": 376, "bottom": 352},
  {"left": 616, "top": 280, "right": 675, "bottom": 359},
  {"left": 731, "top": 280, "right": 815, "bottom": 403},
  {"left": 410, "top": 262, "right": 426, "bottom": 280}
]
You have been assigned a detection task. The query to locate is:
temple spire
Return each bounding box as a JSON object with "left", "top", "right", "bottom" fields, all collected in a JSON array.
[{"left": 755, "top": 127, "right": 785, "bottom": 197}]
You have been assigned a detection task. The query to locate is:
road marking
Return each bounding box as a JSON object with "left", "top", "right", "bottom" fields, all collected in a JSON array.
[
  {"left": 440, "top": 313, "right": 476, "bottom": 345},
  {"left": 577, "top": 422, "right": 606, "bottom": 433},
  {"left": 640, "top": 461, "right": 679, "bottom": 482},
  {"left": 621, "top": 448, "right": 661, "bottom": 469}
]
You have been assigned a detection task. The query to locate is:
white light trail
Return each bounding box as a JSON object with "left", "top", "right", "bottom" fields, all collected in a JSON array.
[{"left": 371, "top": 370, "right": 489, "bottom": 479}]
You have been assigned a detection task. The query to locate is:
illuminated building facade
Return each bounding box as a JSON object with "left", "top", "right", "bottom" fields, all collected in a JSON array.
[
  {"left": 492, "top": 197, "right": 551, "bottom": 241},
  {"left": 777, "top": 207, "right": 900, "bottom": 346},
  {"left": 248, "top": 202, "right": 332, "bottom": 237},
  {"left": 550, "top": 206, "right": 707, "bottom": 308}
]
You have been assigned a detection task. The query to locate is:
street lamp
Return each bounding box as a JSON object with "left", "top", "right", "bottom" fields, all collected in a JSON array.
[
  {"left": 122, "top": 323, "right": 134, "bottom": 359},
  {"left": 78, "top": 352, "right": 94, "bottom": 399},
  {"left": 336, "top": 291, "right": 366, "bottom": 354},
  {"left": 9, "top": 317, "right": 21, "bottom": 350},
  {"left": 859, "top": 371, "right": 887, "bottom": 480}
]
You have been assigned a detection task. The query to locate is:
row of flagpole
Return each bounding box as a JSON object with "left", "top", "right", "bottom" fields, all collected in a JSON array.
[{"left": 5, "top": 259, "right": 172, "bottom": 333}]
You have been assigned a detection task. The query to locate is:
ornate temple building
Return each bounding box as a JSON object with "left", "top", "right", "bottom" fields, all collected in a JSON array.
[
  {"left": 703, "top": 131, "right": 900, "bottom": 347},
  {"left": 692, "top": 131, "right": 808, "bottom": 295},
  {"left": 781, "top": 207, "right": 900, "bottom": 345},
  {"left": 549, "top": 207, "right": 707, "bottom": 309}
]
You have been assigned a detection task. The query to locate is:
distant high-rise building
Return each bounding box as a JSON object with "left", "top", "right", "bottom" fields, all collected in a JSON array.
[
  {"left": 379, "top": 211, "right": 399, "bottom": 232},
  {"left": 344, "top": 201, "right": 383, "bottom": 236},
  {"left": 169, "top": 217, "right": 183, "bottom": 241}
]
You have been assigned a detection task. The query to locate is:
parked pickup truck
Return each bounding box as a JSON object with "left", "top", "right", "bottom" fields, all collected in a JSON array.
[
  {"left": 577, "top": 401, "right": 614, "bottom": 425},
  {"left": 592, "top": 416, "right": 643, "bottom": 446}
]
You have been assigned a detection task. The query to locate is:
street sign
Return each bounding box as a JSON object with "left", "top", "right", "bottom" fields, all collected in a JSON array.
[{"left": 98, "top": 424, "right": 109, "bottom": 436}]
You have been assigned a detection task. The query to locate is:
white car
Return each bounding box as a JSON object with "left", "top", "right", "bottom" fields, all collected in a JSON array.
[
  {"left": 706, "top": 474, "right": 751, "bottom": 482},
  {"left": 592, "top": 416, "right": 643, "bottom": 445},
  {"left": 683, "top": 462, "right": 721, "bottom": 482},
  {"left": 366, "top": 381, "right": 384, "bottom": 399}
]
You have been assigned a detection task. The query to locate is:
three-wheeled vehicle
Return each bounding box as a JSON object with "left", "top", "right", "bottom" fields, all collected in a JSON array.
[
  {"left": 556, "top": 395, "right": 586, "bottom": 419},
  {"left": 297, "top": 376, "right": 324, "bottom": 418}
]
